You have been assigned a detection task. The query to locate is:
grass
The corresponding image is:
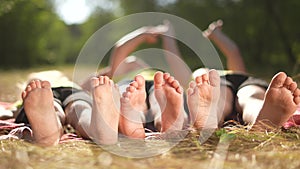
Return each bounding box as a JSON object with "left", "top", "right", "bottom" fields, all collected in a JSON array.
[
  {"left": 1, "top": 128, "right": 300, "bottom": 169},
  {"left": 1, "top": 66, "right": 300, "bottom": 169}
]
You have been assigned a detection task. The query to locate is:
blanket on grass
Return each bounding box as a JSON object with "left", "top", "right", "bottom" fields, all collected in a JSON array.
[
  {"left": 0, "top": 119, "right": 83, "bottom": 143},
  {"left": 1, "top": 102, "right": 300, "bottom": 143},
  {"left": 0, "top": 101, "right": 82, "bottom": 143}
]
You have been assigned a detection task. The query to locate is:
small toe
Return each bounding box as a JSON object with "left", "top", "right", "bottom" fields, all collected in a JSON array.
[
  {"left": 289, "top": 82, "right": 298, "bottom": 93},
  {"left": 284, "top": 77, "right": 293, "bottom": 87},
  {"left": 189, "top": 81, "right": 196, "bottom": 89},
  {"left": 103, "top": 76, "right": 110, "bottom": 84},
  {"left": 35, "top": 80, "right": 42, "bottom": 88}
]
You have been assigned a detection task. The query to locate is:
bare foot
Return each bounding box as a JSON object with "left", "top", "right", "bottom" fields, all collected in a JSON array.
[
  {"left": 119, "top": 75, "right": 147, "bottom": 138},
  {"left": 187, "top": 69, "right": 220, "bottom": 129},
  {"left": 255, "top": 72, "right": 300, "bottom": 128},
  {"left": 202, "top": 19, "right": 223, "bottom": 39},
  {"left": 90, "top": 76, "right": 120, "bottom": 144},
  {"left": 154, "top": 71, "right": 185, "bottom": 132},
  {"left": 22, "top": 80, "right": 62, "bottom": 146}
]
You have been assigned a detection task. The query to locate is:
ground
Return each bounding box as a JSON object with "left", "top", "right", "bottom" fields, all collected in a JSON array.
[{"left": 1, "top": 128, "right": 300, "bottom": 169}]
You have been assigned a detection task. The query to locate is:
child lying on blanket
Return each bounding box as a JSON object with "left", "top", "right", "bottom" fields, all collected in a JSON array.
[
  {"left": 14, "top": 70, "right": 120, "bottom": 146},
  {"left": 12, "top": 68, "right": 300, "bottom": 147}
]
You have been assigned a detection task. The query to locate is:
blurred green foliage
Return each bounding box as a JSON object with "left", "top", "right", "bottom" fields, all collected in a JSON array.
[
  {"left": 0, "top": 0, "right": 299, "bottom": 77},
  {"left": 119, "top": 0, "right": 300, "bottom": 76},
  {"left": 0, "top": 0, "right": 69, "bottom": 67}
]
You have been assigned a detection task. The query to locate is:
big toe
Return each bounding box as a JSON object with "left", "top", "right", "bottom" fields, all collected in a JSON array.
[
  {"left": 134, "top": 74, "right": 145, "bottom": 89},
  {"left": 41, "top": 80, "right": 51, "bottom": 89},
  {"left": 154, "top": 71, "right": 164, "bottom": 89},
  {"left": 90, "top": 77, "right": 100, "bottom": 88},
  {"left": 269, "top": 72, "right": 287, "bottom": 88},
  {"left": 208, "top": 69, "right": 220, "bottom": 87}
]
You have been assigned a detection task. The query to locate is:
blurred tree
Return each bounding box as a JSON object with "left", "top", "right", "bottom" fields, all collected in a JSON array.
[
  {"left": 1, "top": 0, "right": 299, "bottom": 77},
  {"left": 78, "top": 8, "right": 116, "bottom": 65},
  {"left": 119, "top": 0, "right": 156, "bottom": 13},
  {"left": 0, "top": 0, "right": 23, "bottom": 17},
  {"left": 0, "top": 0, "right": 72, "bottom": 68}
]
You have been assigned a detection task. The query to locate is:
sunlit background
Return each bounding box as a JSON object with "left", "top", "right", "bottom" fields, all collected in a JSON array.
[
  {"left": 0, "top": 0, "right": 300, "bottom": 77},
  {"left": 1, "top": 1, "right": 300, "bottom": 168}
]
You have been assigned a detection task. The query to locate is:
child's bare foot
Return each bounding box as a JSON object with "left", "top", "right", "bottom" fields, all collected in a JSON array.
[
  {"left": 255, "top": 72, "right": 300, "bottom": 128},
  {"left": 90, "top": 76, "right": 120, "bottom": 144},
  {"left": 187, "top": 69, "right": 220, "bottom": 129},
  {"left": 22, "top": 80, "right": 62, "bottom": 146},
  {"left": 154, "top": 71, "right": 185, "bottom": 132},
  {"left": 119, "top": 75, "right": 147, "bottom": 138},
  {"left": 202, "top": 19, "right": 223, "bottom": 39}
]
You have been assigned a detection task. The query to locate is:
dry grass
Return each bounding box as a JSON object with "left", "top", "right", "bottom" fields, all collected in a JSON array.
[{"left": 1, "top": 128, "right": 300, "bottom": 169}]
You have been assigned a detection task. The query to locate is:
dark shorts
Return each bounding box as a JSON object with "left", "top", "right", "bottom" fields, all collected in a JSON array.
[
  {"left": 221, "top": 73, "right": 269, "bottom": 125},
  {"left": 15, "top": 87, "right": 92, "bottom": 124}
]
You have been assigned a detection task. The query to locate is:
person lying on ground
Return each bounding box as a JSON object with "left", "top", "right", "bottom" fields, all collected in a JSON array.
[
  {"left": 198, "top": 19, "right": 300, "bottom": 129},
  {"left": 116, "top": 68, "right": 300, "bottom": 140}
]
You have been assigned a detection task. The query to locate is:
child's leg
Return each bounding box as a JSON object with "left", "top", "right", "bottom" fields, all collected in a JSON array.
[
  {"left": 154, "top": 71, "right": 185, "bottom": 132},
  {"left": 148, "top": 91, "right": 162, "bottom": 131},
  {"left": 217, "top": 85, "right": 234, "bottom": 126},
  {"left": 255, "top": 72, "right": 300, "bottom": 127},
  {"left": 22, "top": 80, "right": 62, "bottom": 146},
  {"left": 187, "top": 69, "right": 220, "bottom": 129},
  {"left": 64, "top": 100, "right": 92, "bottom": 139},
  {"left": 66, "top": 76, "right": 120, "bottom": 145},
  {"left": 119, "top": 75, "right": 147, "bottom": 138},
  {"left": 203, "top": 20, "right": 246, "bottom": 73}
]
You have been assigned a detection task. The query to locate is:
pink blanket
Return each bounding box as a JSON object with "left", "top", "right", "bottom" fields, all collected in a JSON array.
[
  {"left": 0, "top": 119, "right": 82, "bottom": 143},
  {"left": 0, "top": 103, "right": 299, "bottom": 143},
  {"left": 283, "top": 107, "right": 300, "bottom": 129},
  {"left": 0, "top": 101, "right": 83, "bottom": 143}
]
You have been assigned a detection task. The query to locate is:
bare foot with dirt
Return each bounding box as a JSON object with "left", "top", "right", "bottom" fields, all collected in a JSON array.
[
  {"left": 255, "top": 72, "right": 300, "bottom": 128},
  {"left": 90, "top": 76, "right": 120, "bottom": 144},
  {"left": 154, "top": 71, "right": 185, "bottom": 132},
  {"left": 119, "top": 75, "right": 147, "bottom": 139},
  {"left": 22, "top": 80, "right": 62, "bottom": 146},
  {"left": 187, "top": 69, "right": 220, "bottom": 129}
]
